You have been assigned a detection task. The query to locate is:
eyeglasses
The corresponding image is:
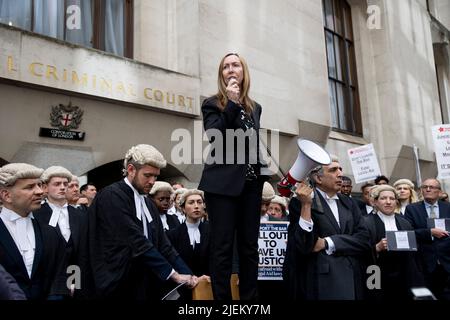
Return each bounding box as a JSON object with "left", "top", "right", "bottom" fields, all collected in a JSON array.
[{"left": 420, "top": 185, "right": 440, "bottom": 190}]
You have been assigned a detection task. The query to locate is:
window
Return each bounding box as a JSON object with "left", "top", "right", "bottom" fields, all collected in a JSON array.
[
  {"left": 0, "top": 0, "right": 133, "bottom": 58},
  {"left": 322, "top": 0, "right": 362, "bottom": 135}
]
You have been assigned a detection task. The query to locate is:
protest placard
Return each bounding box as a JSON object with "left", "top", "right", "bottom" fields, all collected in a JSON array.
[
  {"left": 347, "top": 143, "right": 381, "bottom": 183},
  {"left": 258, "top": 222, "right": 288, "bottom": 280}
]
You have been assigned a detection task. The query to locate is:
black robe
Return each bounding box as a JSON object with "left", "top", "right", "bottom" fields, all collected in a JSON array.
[
  {"left": 166, "top": 221, "right": 210, "bottom": 276},
  {"left": 0, "top": 215, "right": 62, "bottom": 300},
  {"left": 33, "top": 203, "right": 92, "bottom": 298},
  {"left": 365, "top": 213, "right": 425, "bottom": 300},
  {"left": 88, "top": 179, "right": 192, "bottom": 300},
  {"left": 160, "top": 212, "right": 181, "bottom": 231}
]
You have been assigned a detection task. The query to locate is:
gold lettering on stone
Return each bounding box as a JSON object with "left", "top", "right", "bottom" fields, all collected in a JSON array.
[
  {"left": 7, "top": 56, "right": 17, "bottom": 73},
  {"left": 72, "top": 71, "right": 88, "bottom": 87},
  {"left": 29, "top": 62, "right": 44, "bottom": 77},
  {"left": 46, "top": 65, "right": 59, "bottom": 80}
]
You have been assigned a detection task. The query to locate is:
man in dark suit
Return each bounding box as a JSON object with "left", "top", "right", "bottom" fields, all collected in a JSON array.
[
  {"left": 356, "top": 183, "right": 375, "bottom": 215},
  {"left": 405, "top": 178, "right": 450, "bottom": 300},
  {"left": 0, "top": 163, "right": 61, "bottom": 300},
  {"left": 34, "top": 166, "right": 91, "bottom": 299},
  {"left": 88, "top": 144, "right": 197, "bottom": 299},
  {"left": 283, "top": 157, "right": 370, "bottom": 300}
]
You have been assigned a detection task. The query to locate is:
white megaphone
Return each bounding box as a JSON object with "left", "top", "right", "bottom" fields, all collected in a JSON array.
[{"left": 277, "top": 139, "right": 332, "bottom": 197}]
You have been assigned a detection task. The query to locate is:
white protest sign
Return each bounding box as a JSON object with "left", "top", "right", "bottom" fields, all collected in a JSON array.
[
  {"left": 347, "top": 144, "right": 381, "bottom": 183},
  {"left": 431, "top": 124, "right": 450, "bottom": 179},
  {"left": 258, "top": 222, "right": 288, "bottom": 280}
]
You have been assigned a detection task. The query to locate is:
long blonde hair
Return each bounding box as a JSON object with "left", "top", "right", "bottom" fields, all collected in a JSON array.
[{"left": 216, "top": 53, "right": 255, "bottom": 114}]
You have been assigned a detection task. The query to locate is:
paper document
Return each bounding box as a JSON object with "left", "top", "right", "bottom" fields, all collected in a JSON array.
[
  {"left": 161, "top": 281, "right": 187, "bottom": 300},
  {"left": 395, "top": 231, "right": 410, "bottom": 249}
]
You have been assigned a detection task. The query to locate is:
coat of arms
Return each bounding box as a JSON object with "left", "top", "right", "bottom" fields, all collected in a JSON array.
[{"left": 50, "top": 102, "right": 83, "bottom": 130}]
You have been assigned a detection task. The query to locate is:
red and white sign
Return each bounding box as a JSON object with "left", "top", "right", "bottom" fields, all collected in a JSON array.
[
  {"left": 432, "top": 124, "right": 450, "bottom": 179},
  {"left": 347, "top": 143, "right": 381, "bottom": 184}
]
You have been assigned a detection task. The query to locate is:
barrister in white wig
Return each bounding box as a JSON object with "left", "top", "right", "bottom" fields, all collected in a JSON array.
[
  {"left": 268, "top": 195, "right": 288, "bottom": 221},
  {"left": 166, "top": 189, "right": 210, "bottom": 300},
  {"left": 168, "top": 187, "right": 188, "bottom": 224},
  {"left": 260, "top": 182, "right": 275, "bottom": 223},
  {"left": 166, "top": 189, "right": 210, "bottom": 276},
  {"left": 34, "top": 165, "right": 91, "bottom": 299},
  {"left": 88, "top": 144, "right": 197, "bottom": 300},
  {"left": 0, "top": 163, "right": 62, "bottom": 299},
  {"left": 149, "top": 181, "right": 180, "bottom": 231},
  {"left": 365, "top": 185, "right": 425, "bottom": 300}
]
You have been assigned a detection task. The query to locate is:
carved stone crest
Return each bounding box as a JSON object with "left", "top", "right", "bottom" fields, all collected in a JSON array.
[{"left": 50, "top": 102, "right": 83, "bottom": 130}]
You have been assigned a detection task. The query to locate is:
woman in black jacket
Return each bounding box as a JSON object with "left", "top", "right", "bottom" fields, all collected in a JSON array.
[{"left": 198, "top": 53, "right": 266, "bottom": 300}]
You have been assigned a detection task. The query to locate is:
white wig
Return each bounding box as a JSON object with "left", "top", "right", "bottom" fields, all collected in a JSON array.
[
  {"left": 40, "top": 166, "right": 72, "bottom": 183},
  {"left": 179, "top": 189, "right": 205, "bottom": 207},
  {"left": 149, "top": 181, "right": 174, "bottom": 196},
  {"left": 123, "top": 144, "right": 166, "bottom": 175},
  {"left": 0, "top": 163, "right": 44, "bottom": 188}
]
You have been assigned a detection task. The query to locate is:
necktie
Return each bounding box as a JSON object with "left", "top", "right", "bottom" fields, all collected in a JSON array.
[{"left": 430, "top": 205, "right": 437, "bottom": 219}]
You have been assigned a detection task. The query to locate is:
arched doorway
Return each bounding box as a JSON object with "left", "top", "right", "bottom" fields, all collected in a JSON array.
[{"left": 86, "top": 160, "right": 187, "bottom": 191}]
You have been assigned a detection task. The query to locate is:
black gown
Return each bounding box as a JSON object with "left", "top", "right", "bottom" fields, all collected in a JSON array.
[
  {"left": 365, "top": 213, "right": 425, "bottom": 300},
  {"left": 166, "top": 221, "right": 210, "bottom": 276},
  {"left": 88, "top": 179, "right": 192, "bottom": 300},
  {"left": 33, "top": 203, "right": 92, "bottom": 299},
  {"left": 0, "top": 214, "right": 62, "bottom": 300}
]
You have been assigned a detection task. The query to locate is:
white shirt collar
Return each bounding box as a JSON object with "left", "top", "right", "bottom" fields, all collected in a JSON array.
[
  {"left": 317, "top": 188, "right": 339, "bottom": 201},
  {"left": 0, "top": 207, "right": 34, "bottom": 221}
]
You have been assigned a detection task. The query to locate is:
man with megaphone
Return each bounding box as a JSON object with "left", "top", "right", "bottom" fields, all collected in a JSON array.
[{"left": 283, "top": 156, "right": 371, "bottom": 300}]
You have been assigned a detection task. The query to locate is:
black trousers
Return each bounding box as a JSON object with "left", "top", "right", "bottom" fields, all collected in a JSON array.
[{"left": 205, "top": 178, "right": 263, "bottom": 300}]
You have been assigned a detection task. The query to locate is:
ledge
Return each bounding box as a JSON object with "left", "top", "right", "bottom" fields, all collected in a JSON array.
[{"left": 329, "top": 130, "right": 368, "bottom": 145}]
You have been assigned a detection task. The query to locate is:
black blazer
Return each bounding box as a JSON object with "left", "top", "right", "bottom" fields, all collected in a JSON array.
[
  {"left": 0, "top": 216, "right": 61, "bottom": 300},
  {"left": 198, "top": 96, "right": 263, "bottom": 196},
  {"left": 355, "top": 198, "right": 371, "bottom": 215},
  {"left": 404, "top": 200, "right": 450, "bottom": 274},
  {"left": 33, "top": 203, "right": 91, "bottom": 298},
  {"left": 283, "top": 191, "right": 370, "bottom": 300}
]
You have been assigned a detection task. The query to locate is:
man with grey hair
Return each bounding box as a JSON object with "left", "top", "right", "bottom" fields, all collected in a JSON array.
[
  {"left": 0, "top": 163, "right": 61, "bottom": 299},
  {"left": 283, "top": 157, "right": 370, "bottom": 300},
  {"left": 66, "top": 175, "right": 82, "bottom": 208},
  {"left": 34, "top": 166, "right": 91, "bottom": 299},
  {"left": 88, "top": 144, "right": 197, "bottom": 299}
]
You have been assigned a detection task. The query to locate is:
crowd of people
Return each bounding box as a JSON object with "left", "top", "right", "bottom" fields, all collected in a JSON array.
[
  {"left": 1, "top": 52, "right": 449, "bottom": 301},
  {"left": 2, "top": 149, "right": 449, "bottom": 301}
]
